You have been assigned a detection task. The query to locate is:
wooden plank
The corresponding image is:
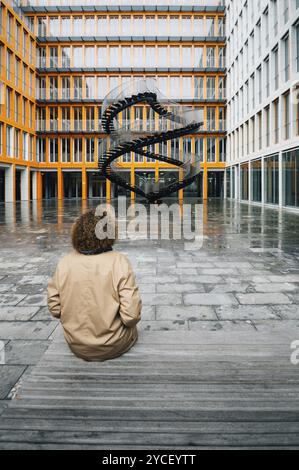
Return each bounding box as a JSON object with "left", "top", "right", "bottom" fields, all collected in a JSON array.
[
  {"left": 0, "top": 430, "right": 299, "bottom": 446},
  {"left": 4, "top": 407, "right": 299, "bottom": 422},
  {"left": 18, "top": 380, "right": 299, "bottom": 393},
  {"left": 1, "top": 419, "right": 299, "bottom": 434},
  {"left": 8, "top": 398, "right": 299, "bottom": 410}
]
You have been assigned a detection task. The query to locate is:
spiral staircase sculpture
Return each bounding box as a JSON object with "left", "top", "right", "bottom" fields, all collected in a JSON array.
[{"left": 98, "top": 79, "right": 203, "bottom": 202}]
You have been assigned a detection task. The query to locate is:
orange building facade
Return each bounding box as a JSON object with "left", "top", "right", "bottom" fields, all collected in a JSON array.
[{"left": 0, "top": 0, "right": 226, "bottom": 203}]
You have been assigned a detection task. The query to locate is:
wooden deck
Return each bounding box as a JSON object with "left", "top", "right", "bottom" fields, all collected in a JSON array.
[{"left": 0, "top": 326, "right": 299, "bottom": 449}]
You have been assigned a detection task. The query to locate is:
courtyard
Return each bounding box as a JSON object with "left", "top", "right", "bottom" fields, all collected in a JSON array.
[{"left": 0, "top": 199, "right": 298, "bottom": 448}]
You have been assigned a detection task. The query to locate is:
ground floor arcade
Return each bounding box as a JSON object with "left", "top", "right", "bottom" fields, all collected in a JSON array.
[{"left": 0, "top": 166, "right": 225, "bottom": 203}]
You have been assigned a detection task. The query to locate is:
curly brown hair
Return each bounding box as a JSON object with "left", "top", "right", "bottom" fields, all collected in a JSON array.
[{"left": 72, "top": 209, "right": 115, "bottom": 254}]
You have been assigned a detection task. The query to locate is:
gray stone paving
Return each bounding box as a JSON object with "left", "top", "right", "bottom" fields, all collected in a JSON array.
[{"left": 0, "top": 199, "right": 299, "bottom": 414}]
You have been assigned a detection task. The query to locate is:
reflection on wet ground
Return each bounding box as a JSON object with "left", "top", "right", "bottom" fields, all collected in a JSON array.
[
  {"left": 0, "top": 198, "right": 299, "bottom": 255},
  {"left": 0, "top": 198, "right": 298, "bottom": 408}
]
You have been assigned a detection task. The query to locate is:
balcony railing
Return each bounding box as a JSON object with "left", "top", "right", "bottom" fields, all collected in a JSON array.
[
  {"left": 36, "top": 87, "right": 227, "bottom": 101},
  {"left": 20, "top": 0, "right": 225, "bottom": 7}
]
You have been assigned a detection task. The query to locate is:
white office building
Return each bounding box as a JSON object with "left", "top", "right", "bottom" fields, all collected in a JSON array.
[{"left": 226, "top": 0, "right": 299, "bottom": 209}]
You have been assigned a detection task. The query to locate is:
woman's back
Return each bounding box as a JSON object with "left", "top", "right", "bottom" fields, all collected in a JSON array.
[{"left": 47, "top": 209, "right": 141, "bottom": 361}]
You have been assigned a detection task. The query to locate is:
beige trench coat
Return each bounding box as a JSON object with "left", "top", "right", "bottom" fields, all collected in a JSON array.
[{"left": 47, "top": 250, "right": 142, "bottom": 361}]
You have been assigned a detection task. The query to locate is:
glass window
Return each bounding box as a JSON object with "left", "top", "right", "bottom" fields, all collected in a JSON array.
[
  {"left": 181, "top": 47, "right": 191, "bottom": 68},
  {"left": 38, "top": 17, "right": 47, "bottom": 37},
  {"left": 194, "top": 76, "right": 204, "bottom": 99},
  {"left": 49, "top": 17, "right": 59, "bottom": 36},
  {"left": 206, "top": 17, "right": 215, "bottom": 36},
  {"left": 49, "top": 138, "right": 58, "bottom": 163},
  {"left": 133, "top": 16, "right": 143, "bottom": 35},
  {"left": 240, "top": 163, "right": 249, "bottom": 200},
  {"left": 74, "top": 107, "right": 83, "bottom": 131},
  {"left": 97, "top": 16, "right": 108, "bottom": 36},
  {"left": 194, "top": 16, "right": 204, "bottom": 35},
  {"left": 157, "top": 76, "right": 167, "bottom": 97},
  {"left": 121, "top": 16, "right": 131, "bottom": 35},
  {"left": 206, "top": 47, "right": 215, "bottom": 67},
  {"left": 74, "top": 76, "right": 83, "bottom": 99},
  {"left": 169, "top": 16, "right": 179, "bottom": 36},
  {"left": 73, "top": 138, "right": 82, "bottom": 163},
  {"left": 145, "top": 46, "right": 156, "bottom": 67},
  {"left": 207, "top": 138, "right": 216, "bottom": 162},
  {"left": 283, "top": 34, "right": 290, "bottom": 82},
  {"left": 207, "top": 107, "right": 216, "bottom": 131},
  {"left": 265, "top": 106, "right": 270, "bottom": 147},
  {"left": 206, "top": 76, "right": 216, "bottom": 99},
  {"left": 22, "top": 132, "right": 29, "bottom": 161},
  {"left": 273, "top": 46, "right": 279, "bottom": 91},
  {"left": 219, "top": 138, "right": 226, "bottom": 162},
  {"left": 182, "top": 77, "right": 192, "bottom": 99},
  {"left": 273, "top": 98, "right": 279, "bottom": 144},
  {"left": 218, "top": 77, "right": 226, "bottom": 99},
  {"left": 110, "top": 16, "right": 119, "bottom": 35},
  {"left": 195, "top": 137, "right": 204, "bottom": 162},
  {"left": 49, "top": 107, "right": 58, "bottom": 131},
  {"left": 169, "top": 77, "right": 180, "bottom": 99},
  {"left": 61, "top": 17, "right": 71, "bottom": 36},
  {"left": 85, "top": 107, "right": 95, "bottom": 131},
  {"left": 157, "top": 16, "right": 167, "bottom": 35},
  {"left": 218, "top": 47, "right": 225, "bottom": 68},
  {"left": 97, "top": 77, "right": 107, "bottom": 98},
  {"left": 218, "top": 17, "right": 225, "bottom": 36},
  {"left": 145, "top": 16, "right": 155, "bottom": 35},
  {"left": 49, "top": 77, "right": 58, "bottom": 99},
  {"left": 61, "top": 107, "right": 70, "bottom": 131},
  {"left": 73, "top": 16, "right": 83, "bottom": 36},
  {"left": 36, "top": 138, "right": 46, "bottom": 163},
  {"left": 284, "top": 91, "right": 291, "bottom": 140},
  {"left": 85, "top": 16, "right": 95, "bottom": 35},
  {"left": 133, "top": 47, "right": 143, "bottom": 67},
  {"left": 264, "top": 154, "right": 279, "bottom": 204},
  {"left": 121, "top": 47, "right": 131, "bottom": 67},
  {"left": 61, "top": 47, "right": 71, "bottom": 67},
  {"left": 194, "top": 46, "right": 204, "bottom": 67},
  {"left": 158, "top": 47, "right": 168, "bottom": 67},
  {"left": 181, "top": 16, "right": 192, "bottom": 35},
  {"left": 251, "top": 159, "right": 262, "bottom": 202},
  {"left": 283, "top": 0, "right": 289, "bottom": 24},
  {"left": 85, "top": 46, "right": 95, "bottom": 67},
  {"left": 85, "top": 76, "right": 95, "bottom": 99},
  {"left": 169, "top": 46, "right": 180, "bottom": 67},
  {"left": 49, "top": 47, "right": 58, "bottom": 67},
  {"left": 85, "top": 138, "right": 95, "bottom": 163},
  {"left": 61, "top": 138, "right": 71, "bottom": 163},
  {"left": 134, "top": 107, "right": 143, "bottom": 132},
  {"left": 282, "top": 149, "right": 299, "bottom": 207},
  {"left": 73, "top": 47, "right": 83, "bottom": 67},
  {"left": 109, "top": 47, "right": 119, "bottom": 67},
  {"left": 97, "top": 47, "right": 107, "bottom": 67}
]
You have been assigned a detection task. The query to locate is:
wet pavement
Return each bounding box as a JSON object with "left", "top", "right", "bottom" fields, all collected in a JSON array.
[{"left": 0, "top": 198, "right": 299, "bottom": 414}]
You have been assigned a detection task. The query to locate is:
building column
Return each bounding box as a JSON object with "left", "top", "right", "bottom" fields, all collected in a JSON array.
[
  {"left": 32, "top": 171, "right": 43, "bottom": 200},
  {"left": 31, "top": 171, "right": 37, "bottom": 200},
  {"left": 82, "top": 168, "right": 87, "bottom": 200},
  {"left": 21, "top": 167, "right": 30, "bottom": 201},
  {"left": 203, "top": 167, "right": 208, "bottom": 200},
  {"left": 261, "top": 157, "right": 265, "bottom": 205},
  {"left": 106, "top": 179, "right": 111, "bottom": 201},
  {"left": 248, "top": 161, "right": 252, "bottom": 202},
  {"left": 279, "top": 151, "right": 283, "bottom": 207},
  {"left": 36, "top": 171, "right": 43, "bottom": 200},
  {"left": 223, "top": 169, "right": 227, "bottom": 199},
  {"left": 130, "top": 167, "right": 135, "bottom": 201},
  {"left": 5, "top": 165, "right": 15, "bottom": 203},
  {"left": 57, "top": 168, "right": 63, "bottom": 200}
]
